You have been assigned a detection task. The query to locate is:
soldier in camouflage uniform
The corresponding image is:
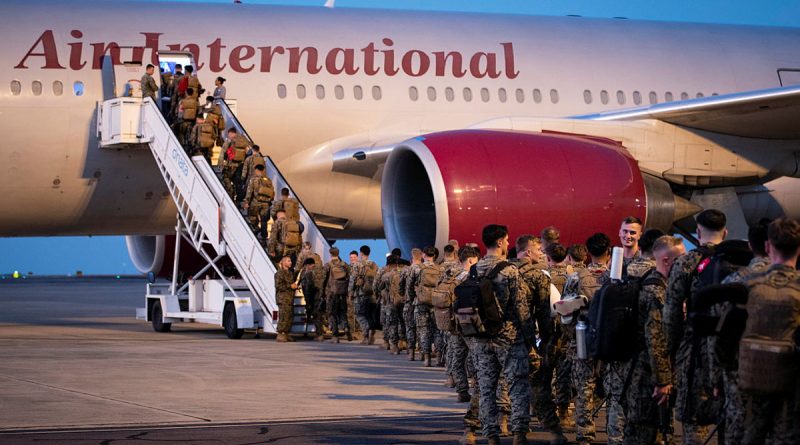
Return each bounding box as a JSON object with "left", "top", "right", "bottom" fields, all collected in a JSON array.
[
  {"left": 600, "top": 216, "right": 645, "bottom": 444},
  {"left": 241, "top": 164, "right": 273, "bottom": 243},
  {"left": 349, "top": 245, "right": 379, "bottom": 345},
  {"left": 465, "top": 224, "right": 536, "bottom": 445},
  {"left": 299, "top": 256, "right": 326, "bottom": 341},
  {"left": 400, "top": 248, "right": 423, "bottom": 360},
  {"left": 739, "top": 218, "right": 800, "bottom": 445},
  {"left": 565, "top": 233, "right": 612, "bottom": 444},
  {"left": 323, "top": 247, "right": 352, "bottom": 342},
  {"left": 545, "top": 243, "right": 575, "bottom": 427},
  {"left": 438, "top": 244, "right": 460, "bottom": 369},
  {"left": 274, "top": 255, "right": 297, "bottom": 342},
  {"left": 664, "top": 210, "right": 729, "bottom": 445},
  {"left": 447, "top": 246, "right": 479, "bottom": 403},
  {"left": 377, "top": 255, "right": 403, "bottom": 353},
  {"left": 619, "top": 235, "right": 680, "bottom": 445},
  {"left": 713, "top": 222, "right": 771, "bottom": 445},
  {"left": 240, "top": 144, "right": 265, "bottom": 186},
  {"left": 408, "top": 246, "right": 442, "bottom": 366},
  {"left": 511, "top": 235, "right": 567, "bottom": 444}
]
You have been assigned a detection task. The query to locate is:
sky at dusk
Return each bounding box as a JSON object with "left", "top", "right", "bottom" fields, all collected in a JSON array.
[{"left": 1, "top": 0, "right": 798, "bottom": 275}]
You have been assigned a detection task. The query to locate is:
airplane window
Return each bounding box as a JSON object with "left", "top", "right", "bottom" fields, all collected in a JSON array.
[
  {"left": 680, "top": 92, "right": 689, "bottom": 100},
  {"left": 633, "top": 91, "right": 642, "bottom": 105},
  {"left": 445, "top": 87, "right": 455, "bottom": 102},
  {"left": 696, "top": 92, "right": 704, "bottom": 98},
  {"left": 480, "top": 88, "right": 490, "bottom": 102},
  {"left": 498, "top": 88, "right": 507, "bottom": 103},
  {"left": 463, "top": 87, "right": 473, "bottom": 102},
  {"left": 409, "top": 86, "right": 418, "bottom": 101},
  {"left": 296, "top": 84, "right": 306, "bottom": 99},
  {"left": 600, "top": 90, "right": 609, "bottom": 104},
  {"left": 427, "top": 87, "right": 436, "bottom": 101},
  {"left": 583, "top": 90, "right": 592, "bottom": 104},
  {"left": 335, "top": 85, "right": 344, "bottom": 100},
  {"left": 372, "top": 86, "right": 382, "bottom": 100},
  {"left": 316, "top": 84, "right": 325, "bottom": 99},
  {"left": 73, "top": 81, "right": 84, "bottom": 96},
  {"left": 549, "top": 89, "right": 559, "bottom": 104},
  {"left": 533, "top": 89, "right": 542, "bottom": 103},
  {"left": 616, "top": 90, "right": 626, "bottom": 104},
  {"left": 53, "top": 81, "right": 63, "bottom": 96},
  {"left": 10, "top": 80, "right": 21, "bottom": 96},
  {"left": 354, "top": 85, "right": 363, "bottom": 100},
  {"left": 515, "top": 88, "right": 524, "bottom": 103},
  {"left": 665, "top": 91, "right": 674, "bottom": 102},
  {"left": 649, "top": 91, "right": 658, "bottom": 104},
  {"left": 32, "top": 81, "right": 42, "bottom": 96},
  {"left": 277, "top": 84, "right": 287, "bottom": 99}
]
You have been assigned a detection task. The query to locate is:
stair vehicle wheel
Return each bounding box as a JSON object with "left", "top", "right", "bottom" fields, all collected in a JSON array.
[
  {"left": 151, "top": 300, "right": 171, "bottom": 333},
  {"left": 223, "top": 303, "right": 244, "bottom": 339}
]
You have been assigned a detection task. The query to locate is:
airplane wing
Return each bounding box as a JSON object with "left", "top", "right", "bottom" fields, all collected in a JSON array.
[{"left": 571, "top": 84, "right": 800, "bottom": 139}]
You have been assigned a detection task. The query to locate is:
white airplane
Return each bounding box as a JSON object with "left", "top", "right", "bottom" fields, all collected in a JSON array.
[{"left": 2, "top": 0, "right": 800, "bottom": 274}]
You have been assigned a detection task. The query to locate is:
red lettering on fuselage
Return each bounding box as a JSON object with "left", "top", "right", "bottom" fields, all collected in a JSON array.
[{"left": 13, "top": 30, "right": 520, "bottom": 80}]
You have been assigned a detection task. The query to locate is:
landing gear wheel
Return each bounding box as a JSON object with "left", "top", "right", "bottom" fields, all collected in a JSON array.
[
  {"left": 223, "top": 303, "right": 244, "bottom": 339},
  {"left": 151, "top": 300, "right": 171, "bottom": 333}
]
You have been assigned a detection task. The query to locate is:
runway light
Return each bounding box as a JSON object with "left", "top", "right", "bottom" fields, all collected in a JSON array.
[
  {"left": 13, "top": 270, "right": 20, "bottom": 279},
  {"left": 116, "top": 275, "right": 121, "bottom": 279}
]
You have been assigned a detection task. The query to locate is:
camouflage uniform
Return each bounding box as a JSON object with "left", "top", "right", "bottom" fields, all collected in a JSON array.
[
  {"left": 323, "top": 257, "right": 350, "bottom": 337},
  {"left": 548, "top": 264, "right": 575, "bottom": 416},
  {"left": 219, "top": 135, "right": 248, "bottom": 203},
  {"left": 400, "top": 263, "right": 422, "bottom": 351},
  {"left": 411, "top": 261, "right": 442, "bottom": 356},
  {"left": 270, "top": 196, "right": 301, "bottom": 221},
  {"left": 242, "top": 174, "right": 273, "bottom": 242},
  {"left": 465, "top": 373, "right": 512, "bottom": 431},
  {"left": 567, "top": 262, "right": 610, "bottom": 443},
  {"left": 349, "top": 259, "right": 378, "bottom": 335},
  {"left": 510, "top": 258, "right": 561, "bottom": 433},
  {"left": 664, "top": 247, "right": 717, "bottom": 445},
  {"left": 240, "top": 152, "right": 265, "bottom": 185},
  {"left": 712, "top": 256, "right": 769, "bottom": 445},
  {"left": 378, "top": 264, "right": 406, "bottom": 348},
  {"left": 300, "top": 260, "right": 326, "bottom": 336},
  {"left": 601, "top": 256, "right": 656, "bottom": 445},
  {"left": 739, "top": 264, "right": 800, "bottom": 445},
  {"left": 620, "top": 268, "right": 672, "bottom": 445},
  {"left": 445, "top": 268, "right": 470, "bottom": 395},
  {"left": 465, "top": 255, "right": 536, "bottom": 439},
  {"left": 274, "top": 268, "right": 296, "bottom": 335}
]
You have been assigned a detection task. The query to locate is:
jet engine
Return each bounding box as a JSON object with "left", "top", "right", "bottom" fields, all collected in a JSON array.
[
  {"left": 381, "top": 130, "right": 699, "bottom": 254},
  {"left": 125, "top": 235, "right": 209, "bottom": 278}
]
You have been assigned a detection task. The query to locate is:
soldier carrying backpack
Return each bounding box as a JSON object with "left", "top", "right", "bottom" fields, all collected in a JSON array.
[
  {"left": 410, "top": 246, "right": 443, "bottom": 367},
  {"left": 324, "top": 247, "right": 352, "bottom": 343},
  {"left": 350, "top": 245, "right": 380, "bottom": 345},
  {"left": 737, "top": 218, "right": 800, "bottom": 445},
  {"left": 271, "top": 188, "right": 301, "bottom": 221}
]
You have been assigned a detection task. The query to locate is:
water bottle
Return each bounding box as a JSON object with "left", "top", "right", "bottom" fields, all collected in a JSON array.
[{"left": 576, "top": 320, "right": 588, "bottom": 359}]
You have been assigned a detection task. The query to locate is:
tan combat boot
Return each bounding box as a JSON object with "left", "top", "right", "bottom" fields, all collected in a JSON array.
[
  {"left": 276, "top": 334, "right": 288, "bottom": 342},
  {"left": 557, "top": 406, "right": 574, "bottom": 428},
  {"left": 361, "top": 330, "right": 370, "bottom": 344},
  {"left": 444, "top": 374, "right": 455, "bottom": 387},
  {"left": 512, "top": 432, "right": 529, "bottom": 445},
  {"left": 398, "top": 339, "right": 408, "bottom": 351},
  {"left": 459, "top": 428, "right": 477, "bottom": 445},
  {"left": 408, "top": 349, "right": 416, "bottom": 361},
  {"left": 367, "top": 330, "right": 376, "bottom": 345},
  {"left": 423, "top": 353, "right": 432, "bottom": 367},
  {"left": 499, "top": 413, "right": 510, "bottom": 436},
  {"left": 389, "top": 343, "right": 399, "bottom": 354}
]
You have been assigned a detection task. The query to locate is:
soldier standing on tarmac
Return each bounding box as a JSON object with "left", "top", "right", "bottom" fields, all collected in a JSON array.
[
  {"left": 400, "top": 248, "right": 423, "bottom": 360},
  {"left": 509, "top": 235, "right": 567, "bottom": 444},
  {"left": 618, "top": 235, "right": 680, "bottom": 445},
  {"left": 323, "top": 247, "right": 352, "bottom": 343},
  {"left": 467, "top": 224, "right": 536, "bottom": 445},
  {"left": 274, "top": 255, "right": 297, "bottom": 343},
  {"left": 411, "top": 246, "right": 443, "bottom": 367},
  {"left": 545, "top": 243, "right": 575, "bottom": 428},
  {"left": 300, "top": 257, "right": 327, "bottom": 341},
  {"left": 349, "top": 245, "right": 379, "bottom": 345}
]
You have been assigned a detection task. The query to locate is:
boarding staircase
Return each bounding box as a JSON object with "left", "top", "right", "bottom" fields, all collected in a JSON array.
[{"left": 96, "top": 97, "right": 331, "bottom": 336}]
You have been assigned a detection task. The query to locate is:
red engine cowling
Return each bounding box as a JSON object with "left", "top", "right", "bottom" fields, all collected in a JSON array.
[{"left": 381, "top": 130, "right": 680, "bottom": 254}]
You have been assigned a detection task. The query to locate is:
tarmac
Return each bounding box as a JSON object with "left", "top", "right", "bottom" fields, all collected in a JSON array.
[{"left": 0, "top": 277, "right": 640, "bottom": 444}]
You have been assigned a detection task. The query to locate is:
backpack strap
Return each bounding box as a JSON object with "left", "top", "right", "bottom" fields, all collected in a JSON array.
[{"left": 487, "top": 261, "right": 511, "bottom": 280}]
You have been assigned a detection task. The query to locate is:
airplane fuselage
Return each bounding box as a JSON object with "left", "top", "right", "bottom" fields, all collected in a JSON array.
[{"left": 2, "top": 1, "right": 799, "bottom": 238}]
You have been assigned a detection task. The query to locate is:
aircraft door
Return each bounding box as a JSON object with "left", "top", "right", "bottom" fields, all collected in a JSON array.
[{"left": 157, "top": 51, "right": 197, "bottom": 113}]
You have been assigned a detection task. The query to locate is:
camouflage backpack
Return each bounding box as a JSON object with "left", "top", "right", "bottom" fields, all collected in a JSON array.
[{"left": 416, "top": 263, "right": 443, "bottom": 306}]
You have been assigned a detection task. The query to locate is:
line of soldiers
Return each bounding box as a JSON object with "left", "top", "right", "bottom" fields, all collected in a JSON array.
[{"left": 276, "top": 211, "right": 799, "bottom": 445}]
